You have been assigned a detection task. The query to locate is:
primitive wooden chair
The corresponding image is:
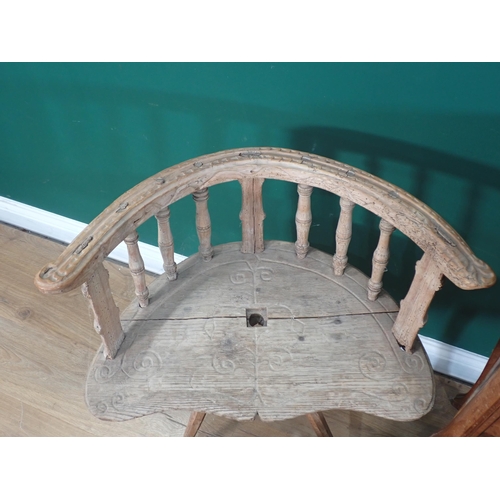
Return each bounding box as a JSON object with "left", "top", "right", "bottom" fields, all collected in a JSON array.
[{"left": 34, "top": 148, "right": 496, "bottom": 436}]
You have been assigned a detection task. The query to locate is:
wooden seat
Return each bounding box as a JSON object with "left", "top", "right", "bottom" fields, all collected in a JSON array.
[{"left": 34, "top": 148, "right": 496, "bottom": 436}]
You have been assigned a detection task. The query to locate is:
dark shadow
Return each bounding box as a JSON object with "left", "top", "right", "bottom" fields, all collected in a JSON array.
[
  {"left": 1, "top": 71, "right": 499, "bottom": 356},
  {"left": 291, "top": 126, "right": 500, "bottom": 355}
]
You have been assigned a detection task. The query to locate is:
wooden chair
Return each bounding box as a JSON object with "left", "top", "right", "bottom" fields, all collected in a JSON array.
[{"left": 34, "top": 148, "right": 496, "bottom": 436}]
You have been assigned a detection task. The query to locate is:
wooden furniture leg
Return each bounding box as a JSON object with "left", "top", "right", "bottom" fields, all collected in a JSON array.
[
  {"left": 184, "top": 411, "right": 207, "bottom": 437},
  {"left": 452, "top": 338, "right": 500, "bottom": 410},
  {"left": 433, "top": 355, "right": 500, "bottom": 436},
  {"left": 307, "top": 412, "right": 333, "bottom": 437}
]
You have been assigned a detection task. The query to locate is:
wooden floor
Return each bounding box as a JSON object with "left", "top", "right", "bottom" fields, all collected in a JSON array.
[{"left": 0, "top": 223, "right": 470, "bottom": 437}]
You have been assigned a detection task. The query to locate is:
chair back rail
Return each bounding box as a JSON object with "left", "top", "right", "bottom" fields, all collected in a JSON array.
[{"left": 35, "top": 148, "right": 496, "bottom": 355}]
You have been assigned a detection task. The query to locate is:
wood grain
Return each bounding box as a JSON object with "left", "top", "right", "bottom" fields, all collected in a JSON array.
[
  {"left": 87, "top": 242, "right": 434, "bottom": 423},
  {"left": 239, "top": 178, "right": 265, "bottom": 254},
  {"left": 0, "top": 223, "right": 466, "bottom": 436},
  {"left": 333, "top": 197, "right": 355, "bottom": 275},
  {"left": 392, "top": 252, "right": 444, "bottom": 351},
  {"left": 34, "top": 148, "right": 496, "bottom": 295},
  {"left": 156, "top": 206, "right": 178, "bottom": 280}
]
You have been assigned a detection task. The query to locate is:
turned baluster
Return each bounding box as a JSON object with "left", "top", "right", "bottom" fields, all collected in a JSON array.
[
  {"left": 295, "top": 184, "right": 313, "bottom": 259},
  {"left": 392, "top": 251, "right": 443, "bottom": 351},
  {"left": 332, "top": 197, "right": 355, "bottom": 275},
  {"left": 367, "top": 219, "right": 395, "bottom": 300},
  {"left": 124, "top": 230, "right": 150, "bottom": 308},
  {"left": 156, "top": 206, "right": 178, "bottom": 280},
  {"left": 239, "top": 178, "right": 265, "bottom": 254},
  {"left": 81, "top": 262, "right": 124, "bottom": 359},
  {"left": 193, "top": 187, "right": 213, "bottom": 261}
]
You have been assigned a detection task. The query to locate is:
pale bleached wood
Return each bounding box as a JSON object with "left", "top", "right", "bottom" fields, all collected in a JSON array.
[
  {"left": 307, "top": 412, "right": 333, "bottom": 437},
  {"left": 294, "top": 184, "right": 313, "bottom": 259},
  {"left": 332, "top": 197, "right": 355, "bottom": 275},
  {"left": 120, "top": 242, "right": 400, "bottom": 323},
  {"left": 81, "top": 263, "right": 124, "bottom": 359},
  {"left": 35, "top": 148, "right": 495, "bottom": 295},
  {"left": 368, "top": 219, "right": 395, "bottom": 301},
  {"left": 239, "top": 178, "right": 265, "bottom": 253},
  {"left": 184, "top": 411, "right": 206, "bottom": 437},
  {"left": 155, "top": 206, "right": 178, "bottom": 280},
  {"left": 192, "top": 187, "right": 213, "bottom": 261},
  {"left": 392, "top": 252, "right": 444, "bottom": 352},
  {"left": 124, "top": 230, "right": 149, "bottom": 308},
  {"left": 87, "top": 242, "right": 434, "bottom": 423},
  {"left": 1, "top": 225, "right": 464, "bottom": 436},
  {"left": 29, "top": 148, "right": 497, "bottom": 433}
]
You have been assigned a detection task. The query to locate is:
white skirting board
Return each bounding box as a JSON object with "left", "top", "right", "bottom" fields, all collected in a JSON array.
[{"left": 0, "top": 195, "right": 488, "bottom": 385}]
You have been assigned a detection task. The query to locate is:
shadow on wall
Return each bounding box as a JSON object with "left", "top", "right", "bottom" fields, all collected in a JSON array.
[
  {"left": 1, "top": 73, "right": 499, "bottom": 355},
  {"left": 290, "top": 126, "right": 500, "bottom": 354}
]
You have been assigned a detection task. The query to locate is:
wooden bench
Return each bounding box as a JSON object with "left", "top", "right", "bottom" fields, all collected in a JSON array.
[{"left": 34, "top": 148, "right": 496, "bottom": 436}]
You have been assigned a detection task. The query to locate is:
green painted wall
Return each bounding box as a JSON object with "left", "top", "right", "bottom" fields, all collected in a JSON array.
[{"left": 1, "top": 63, "right": 499, "bottom": 357}]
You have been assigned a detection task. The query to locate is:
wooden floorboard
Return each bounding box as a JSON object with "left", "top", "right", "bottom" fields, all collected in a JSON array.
[{"left": 0, "top": 223, "right": 469, "bottom": 436}]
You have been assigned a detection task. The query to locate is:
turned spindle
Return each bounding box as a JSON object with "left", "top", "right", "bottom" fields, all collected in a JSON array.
[
  {"left": 156, "top": 206, "right": 178, "bottom": 280},
  {"left": 332, "top": 197, "right": 355, "bottom": 275},
  {"left": 124, "top": 230, "right": 149, "bottom": 307},
  {"left": 367, "top": 218, "right": 395, "bottom": 301},
  {"left": 193, "top": 188, "right": 213, "bottom": 261},
  {"left": 295, "top": 184, "right": 313, "bottom": 259}
]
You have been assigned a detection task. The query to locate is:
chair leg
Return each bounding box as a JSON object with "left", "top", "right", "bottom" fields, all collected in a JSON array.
[
  {"left": 184, "top": 411, "right": 206, "bottom": 437},
  {"left": 307, "top": 412, "right": 333, "bottom": 437}
]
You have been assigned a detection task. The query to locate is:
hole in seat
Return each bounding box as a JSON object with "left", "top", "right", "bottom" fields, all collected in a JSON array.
[{"left": 246, "top": 308, "right": 267, "bottom": 327}]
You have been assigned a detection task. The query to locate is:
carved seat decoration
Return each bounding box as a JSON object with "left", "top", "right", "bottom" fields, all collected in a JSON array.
[{"left": 35, "top": 148, "right": 496, "bottom": 436}]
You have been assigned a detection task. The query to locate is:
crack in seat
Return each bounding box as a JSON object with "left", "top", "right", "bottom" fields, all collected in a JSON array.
[
  {"left": 87, "top": 242, "right": 433, "bottom": 422},
  {"left": 35, "top": 148, "right": 496, "bottom": 436}
]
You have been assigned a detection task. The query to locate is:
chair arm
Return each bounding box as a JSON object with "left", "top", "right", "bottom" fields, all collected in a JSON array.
[{"left": 35, "top": 147, "right": 496, "bottom": 294}]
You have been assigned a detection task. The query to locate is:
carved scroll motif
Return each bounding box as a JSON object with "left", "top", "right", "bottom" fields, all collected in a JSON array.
[
  {"left": 124, "top": 230, "right": 150, "bottom": 308},
  {"left": 392, "top": 251, "right": 443, "bottom": 351},
  {"left": 239, "top": 178, "right": 265, "bottom": 254},
  {"left": 332, "top": 197, "right": 355, "bottom": 275},
  {"left": 156, "top": 206, "right": 178, "bottom": 280},
  {"left": 295, "top": 184, "right": 313, "bottom": 259},
  {"left": 81, "top": 263, "right": 124, "bottom": 359},
  {"left": 193, "top": 188, "right": 213, "bottom": 261},
  {"left": 368, "top": 218, "right": 395, "bottom": 301}
]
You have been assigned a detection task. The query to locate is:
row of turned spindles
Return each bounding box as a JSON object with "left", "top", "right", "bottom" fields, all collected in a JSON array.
[{"left": 123, "top": 183, "right": 395, "bottom": 309}]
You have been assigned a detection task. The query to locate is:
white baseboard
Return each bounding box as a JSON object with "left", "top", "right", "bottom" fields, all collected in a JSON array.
[
  {"left": 0, "top": 195, "right": 488, "bottom": 384},
  {"left": 0, "top": 196, "right": 186, "bottom": 275}
]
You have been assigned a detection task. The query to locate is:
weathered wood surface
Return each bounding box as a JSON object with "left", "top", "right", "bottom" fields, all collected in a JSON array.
[
  {"left": 81, "top": 263, "right": 124, "bottom": 359},
  {"left": 155, "top": 207, "right": 178, "bottom": 280},
  {"left": 368, "top": 219, "right": 395, "bottom": 301},
  {"left": 294, "top": 184, "right": 313, "bottom": 259},
  {"left": 333, "top": 197, "right": 355, "bottom": 275},
  {"left": 193, "top": 188, "right": 213, "bottom": 262},
  {"left": 0, "top": 224, "right": 466, "bottom": 436},
  {"left": 392, "top": 252, "right": 444, "bottom": 351},
  {"left": 35, "top": 148, "right": 496, "bottom": 295},
  {"left": 239, "top": 178, "right": 265, "bottom": 254},
  {"left": 87, "top": 242, "right": 435, "bottom": 423},
  {"left": 124, "top": 230, "right": 149, "bottom": 308}
]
